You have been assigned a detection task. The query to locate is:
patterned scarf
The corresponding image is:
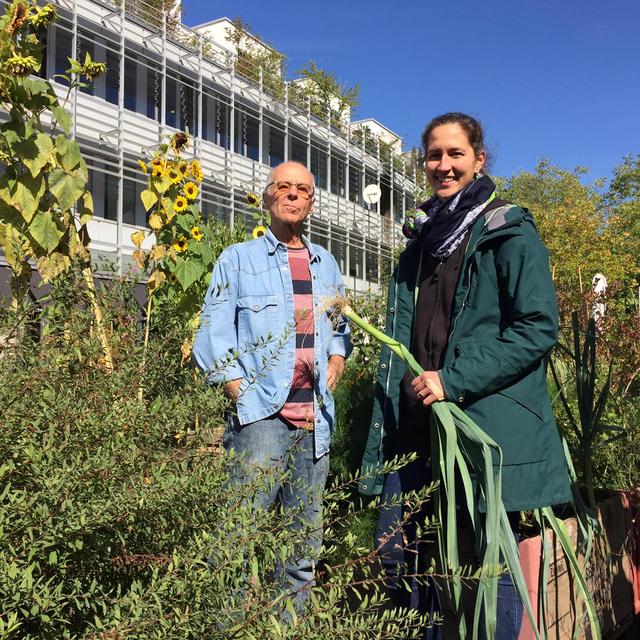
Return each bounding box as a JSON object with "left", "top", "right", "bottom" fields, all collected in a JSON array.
[{"left": 403, "top": 175, "right": 496, "bottom": 259}]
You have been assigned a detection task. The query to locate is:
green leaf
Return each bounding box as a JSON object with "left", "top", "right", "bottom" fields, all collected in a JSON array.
[
  {"left": 3, "top": 173, "right": 45, "bottom": 223},
  {"left": 49, "top": 169, "right": 85, "bottom": 212},
  {"left": 50, "top": 105, "right": 72, "bottom": 134},
  {"left": 174, "top": 258, "right": 203, "bottom": 291},
  {"left": 141, "top": 189, "right": 158, "bottom": 212},
  {"left": 78, "top": 191, "right": 94, "bottom": 226},
  {"left": 59, "top": 139, "right": 82, "bottom": 173},
  {"left": 29, "top": 211, "right": 64, "bottom": 252},
  {"left": 16, "top": 133, "right": 54, "bottom": 178}
]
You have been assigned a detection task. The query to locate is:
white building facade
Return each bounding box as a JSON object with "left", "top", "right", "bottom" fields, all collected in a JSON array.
[{"left": 1, "top": 0, "right": 420, "bottom": 292}]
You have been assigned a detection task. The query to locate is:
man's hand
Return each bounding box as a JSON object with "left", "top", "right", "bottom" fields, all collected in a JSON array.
[
  {"left": 224, "top": 378, "right": 242, "bottom": 402},
  {"left": 411, "top": 371, "right": 445, "bottom": 406},
  {"left": 327, "top": 355, "right": 346, "bottom": 392}
]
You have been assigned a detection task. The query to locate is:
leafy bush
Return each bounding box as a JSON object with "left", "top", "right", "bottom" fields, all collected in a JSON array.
[{"left": 0, "top": 273, "right": 437, "bottom": 639}]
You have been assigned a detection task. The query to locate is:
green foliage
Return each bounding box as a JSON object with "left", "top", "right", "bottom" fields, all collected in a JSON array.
[
  {"left": 133, "top": 139, "right": 246, "bottom": 326},
  {"left": 0, "top": 1, "right": 104, "bottom": 309},
  {"left": 0, "top": 273, "right": 442, "bottom": 638},
  {"left": 550, "top": 313, "right": 625, "bottom": 507},
  {"left": 226, "top": 17, "right": 286, "bottom": 99},
  {"left": 291, "top": 62, "right": 359, "bottom": 129}
]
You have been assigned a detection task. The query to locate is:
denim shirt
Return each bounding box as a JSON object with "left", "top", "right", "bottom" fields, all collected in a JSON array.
[{"left": 193, "top": 228, "right": 352, "bottom": 458}]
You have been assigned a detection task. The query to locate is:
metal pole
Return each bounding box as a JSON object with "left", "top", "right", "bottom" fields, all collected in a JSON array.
[{"left": 116, "top": 1, "right": 125, "bottom": 275}]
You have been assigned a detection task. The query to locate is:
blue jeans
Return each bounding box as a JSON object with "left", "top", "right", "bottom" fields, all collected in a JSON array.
[
  {"left": 224, "top": 414, "right": 330, "bottom": 610},
  {"left": 377, "top": 460, "right": 523, "bottom": 639}
]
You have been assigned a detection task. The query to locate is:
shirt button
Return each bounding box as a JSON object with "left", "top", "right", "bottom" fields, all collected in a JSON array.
[
  {"left": 253, "top": 305, "right": 258, "bottom": 310},
  {"left": 373, "top": 422, "right": 380, "bottom": 430},
  {"left": 380, "top": 363, "right": 387, "bottom": 369},
  {"left": 389, "top": 307, "right": 395, "bottom": 313},
  {"left": 458, "top": 395, "right": 464, "bottom": 403}
]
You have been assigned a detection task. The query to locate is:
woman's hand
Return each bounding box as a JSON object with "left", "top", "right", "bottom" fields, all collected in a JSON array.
[{"left": 411, "top": 371, "right": 445, "bottom": 406}]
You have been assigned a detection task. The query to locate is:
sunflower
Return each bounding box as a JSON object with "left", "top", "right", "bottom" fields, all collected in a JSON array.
[
  {"left": 178, "top": 160, "right": 189, "bottom": 177},
  {"left": 252, "top": 225, "right": 267, "bottom": 239},
  {"left": 174, "top": 195, "right": 188, "bottom": 212},
  {"left": 184, "top": 182, "right": 198, "bottom": 201},
  {"left": 190, "top": 226, "right": 203, "bottom": 241},
  {"left": 166, "top": 166, "right": 181, "bottom": 184},
  {"left": 172, "top": 236, "right": 188, "bottom": 253},
  {"left": 171, "top": 132, "right": 190, "bottom": 153},
  {"left": 151, "top": 163, "right": 164, "bottom": 177},
  {"left": 246, "top": 192, "right": 261, "bottom": 207},
  {"left": 190, "top": 159, "right": 203, "bottom": 183},
  {"left": 138, "top": 159, "right": 148, "bottom": 174},
  {"left": 7, "top": 2, "right": 29, "bottom": 35}
]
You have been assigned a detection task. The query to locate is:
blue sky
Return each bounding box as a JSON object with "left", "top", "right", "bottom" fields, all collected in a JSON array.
[{"left": 183, "top": 0, "right": 640, "bottom": 183}]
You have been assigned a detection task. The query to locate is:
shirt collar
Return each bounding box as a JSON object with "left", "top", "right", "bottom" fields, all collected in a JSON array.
[{"left": 264, "top": 227, "right": 320, "bottom": 262}]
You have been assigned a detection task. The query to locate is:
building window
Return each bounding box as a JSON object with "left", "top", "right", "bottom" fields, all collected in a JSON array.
[
  {"left": 105, "top": 49, "right": 120, "bottom": 105},
  {"left": 54, "top": 26, "right": 72, "bottom": 84},
  {"left": 124, "top": 56, "right": 137, "bottom": 112},
  {"left": 349, "top": 230, "right": 363, "bottom": 279},
  {"left": 268, "top": 126, "right": 285, "bottom": 167},
  {"left": 331, "top": 154, "right": 346, "bottom": 197},
  {"left": 104, "top": 173, "right": 119, "bottom": 221},
  {"left": 310, "top": 144, "right": 327, "bottom": 190},
  {"left": 146, "top": 68, "right": 160, "bottom": 121},
  {"left": 290, "top": 132, "right": 307, "bottom": 165},
  {"left": 349, "top": 163, "right": 362, "bottom": 204},
  {"left": 165, "top": 77, "right": 177, "bottom": 128}
]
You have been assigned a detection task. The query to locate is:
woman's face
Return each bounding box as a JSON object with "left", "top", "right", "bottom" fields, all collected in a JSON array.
[{"left": 425, "top": 123, "right": 486, "bottom": 199}]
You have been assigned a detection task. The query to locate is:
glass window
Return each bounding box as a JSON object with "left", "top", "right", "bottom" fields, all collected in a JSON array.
[
  {"left": 77, "top": 35, "right": 95, "bottom": 96},
  {"left": 146, "top": 68, "right": 160, "bottom": 121},
  {"left": 105, "top": 49, "right": 120, "bottom": 105},
  {"left": 104, "top": 173, "right": 119, "bottom": 221},
  {"left": 124, "top": 56, "right": 137, "bottom": 112},
  {"left": 165, "top": 77, "right": 177, "bottom": 128},
  {"left": 365, "top": 239, "right": 379, "bottom": 284},
  {"left": 268, "top": 126, "right": 285, "bottom": 167},
  {"left": 349, "top": 163, "right": 362, "bottom": 204},
  {"left": 290, "top": 132, "right": 307, "bottom": 165},
  {"left": 54, "top": 26, "right": 72, "bottom": 84},
  {"left": 330, "top": 227, "right": 347, "bottom": 274},
  {"left": 310, "top": 218, "right": 329, "bottom": 250},
  {"left": 331, "top": 154, "right": 346, "bottom": 197},
  {"left": 310, "top": 144, "right": 327, "bottom": 190},
  {"left": 349, "top": 231, "right": 364, "bottom": 279}
]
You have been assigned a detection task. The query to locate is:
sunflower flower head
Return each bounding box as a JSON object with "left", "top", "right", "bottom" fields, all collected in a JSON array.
[
  {"left": 178, "top": 160, "right": 189, "bottom": 177},
  {"left": 174, "top": 195, "right": 188, "bottom": 212},
  {"left": 173, "top": 236, "right": 189, "bottom": 253},
  {"left": 170, "top": 132, "right": 190, "bottom": 154},
  {"left": 29, "top": 4, "right": 56, "bottom": 29},
  {"left": 4, "top": 54, "right": 39, "bottom": 76},
  {"left": 7, "top": 2, "right": 29, "bottom": 35},
  {"left": 138, "top": 159, "right": 148, "bottom": 174},
  {"left": 184, "top": 182, "right": 198, "bottom": 201},
  {"left": 148, "top": 213, "right": 163, "bottom": 231},
  {"left": 252, "top": 225, "right": 267, "bottom": 239},
  {"left": 166, "top": 166, "right": 181, "bottom": 184},
  {"left": 246, "top": 192, "right": 261, "bottom": 207},
  {"left": 190, "top": 226, "right": 203, "bottom": 241},
  {"left": 190, "top": 159, "right": 203, "bottom": 183}
]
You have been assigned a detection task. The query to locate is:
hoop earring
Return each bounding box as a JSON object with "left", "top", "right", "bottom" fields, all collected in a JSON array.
[{"left": 474, "top": 171, "right": 481, "bottom": 179}]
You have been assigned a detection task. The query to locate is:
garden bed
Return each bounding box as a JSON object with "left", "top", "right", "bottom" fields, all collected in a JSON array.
[{"left": 519, "top": 490, "right": 640, "bottom": 639}]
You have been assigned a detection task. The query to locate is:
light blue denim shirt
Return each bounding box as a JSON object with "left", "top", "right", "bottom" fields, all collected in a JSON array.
[{"left": 193, "top": 228, "right": 352, "bottom": 458}]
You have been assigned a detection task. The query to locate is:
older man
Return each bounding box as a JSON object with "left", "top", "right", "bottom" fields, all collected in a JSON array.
[{"left": 193, "top": 161, "right": 351, "bottom": 606}]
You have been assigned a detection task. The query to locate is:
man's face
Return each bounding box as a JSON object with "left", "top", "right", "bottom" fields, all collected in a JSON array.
[{"left": 264, "top": 163, "right": 315, "bottom": 228}]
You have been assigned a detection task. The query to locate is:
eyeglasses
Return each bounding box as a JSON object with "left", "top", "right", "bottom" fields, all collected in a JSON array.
[{"left": 266, "top": 180, "right": 315, "bottom": 200}]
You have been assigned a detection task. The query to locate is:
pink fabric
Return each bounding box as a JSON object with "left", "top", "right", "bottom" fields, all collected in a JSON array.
[{"left": 279, "top": 247, "right": 315, "bottom": 430}]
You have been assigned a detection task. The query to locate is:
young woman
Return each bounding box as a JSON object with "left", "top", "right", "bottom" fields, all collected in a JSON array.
[{"left": 359, "top": 113, "right": 572, "bottom": 639}]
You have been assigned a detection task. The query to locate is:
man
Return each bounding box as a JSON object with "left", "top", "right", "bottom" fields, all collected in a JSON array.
[{"left": 193, "top": 161, "right": 351, "bottom": 607}]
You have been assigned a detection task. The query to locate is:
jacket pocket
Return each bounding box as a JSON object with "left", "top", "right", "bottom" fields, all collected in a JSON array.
[{"left": 236, "top": 295, "right": 280, "bottom": 345}]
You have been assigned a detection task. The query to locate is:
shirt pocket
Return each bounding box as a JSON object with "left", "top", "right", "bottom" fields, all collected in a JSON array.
[{"left": 236, "top": 295, "right": 280, "bottom": 345}]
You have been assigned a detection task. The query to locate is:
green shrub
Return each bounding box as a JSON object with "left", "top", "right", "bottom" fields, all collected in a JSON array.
[{"left": 0, "top": 273, "right": 437, "bottom": 639}]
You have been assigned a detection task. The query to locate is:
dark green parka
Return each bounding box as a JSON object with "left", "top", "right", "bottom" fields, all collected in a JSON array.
[{"left": 359, "top": 204, "right": 572, "bottom": 511}]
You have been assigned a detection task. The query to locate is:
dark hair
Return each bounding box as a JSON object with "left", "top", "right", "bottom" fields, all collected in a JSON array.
[{"left": 421, "top": 112, "right": 489, "bottom": 172}]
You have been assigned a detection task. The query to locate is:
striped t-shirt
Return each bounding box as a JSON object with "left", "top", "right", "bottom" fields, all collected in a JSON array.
[{"left": 279, "top": 246, "right": 315, "bottom": 430}]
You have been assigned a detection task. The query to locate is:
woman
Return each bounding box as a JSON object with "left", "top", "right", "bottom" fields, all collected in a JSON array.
[{"left": 359, "top": 113, "right": 571, "bottom": 638}]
